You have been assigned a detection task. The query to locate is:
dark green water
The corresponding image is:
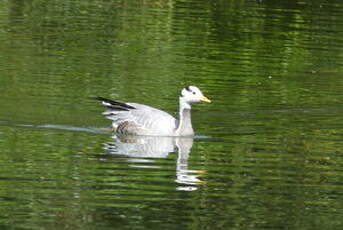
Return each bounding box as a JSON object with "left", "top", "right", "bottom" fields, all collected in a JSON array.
[{"left": 0, "top": 0, "right": 343, "bottom": 229}]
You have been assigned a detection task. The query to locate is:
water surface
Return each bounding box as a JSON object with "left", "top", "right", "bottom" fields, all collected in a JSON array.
[{"left": 0, "top": 0, "right": 343, "bottom": 229}]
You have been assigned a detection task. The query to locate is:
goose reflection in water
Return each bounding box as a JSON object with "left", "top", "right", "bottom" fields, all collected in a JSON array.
[{"left": 103, "top": 135, "right": 204, "bottom": 191}]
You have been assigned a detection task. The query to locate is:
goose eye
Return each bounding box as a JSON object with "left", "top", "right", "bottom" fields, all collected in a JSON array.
[{"left": 192, "top": 92, "right": 196, "bottom": 95}]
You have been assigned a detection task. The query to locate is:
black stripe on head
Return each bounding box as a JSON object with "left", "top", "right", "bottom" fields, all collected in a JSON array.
[{"left": 186, "top": 86, "right": 192, "bottom": 92}]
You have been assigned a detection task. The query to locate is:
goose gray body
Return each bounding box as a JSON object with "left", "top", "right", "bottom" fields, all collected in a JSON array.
[{"left": 95, "top": 86, "right": 210, "bottom": 136}]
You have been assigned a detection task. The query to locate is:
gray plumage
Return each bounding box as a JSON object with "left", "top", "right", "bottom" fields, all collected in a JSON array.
[{"left": 94, "top": 86, "right": 211, "bottom": 136}]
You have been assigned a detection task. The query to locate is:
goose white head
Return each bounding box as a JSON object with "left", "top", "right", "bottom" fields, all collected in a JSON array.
[{"left": 180, "top": 86, "right": 211, "bottom": 109}]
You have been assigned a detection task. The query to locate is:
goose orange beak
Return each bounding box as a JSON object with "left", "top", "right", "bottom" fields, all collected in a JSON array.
[{"left": 200, "top": 96, "right": 211, "bottom": 103}]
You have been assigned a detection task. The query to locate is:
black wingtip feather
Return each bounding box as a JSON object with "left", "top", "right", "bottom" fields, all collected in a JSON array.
[{"left": 92, "top": 97, "right": 136, "bottom": 111}]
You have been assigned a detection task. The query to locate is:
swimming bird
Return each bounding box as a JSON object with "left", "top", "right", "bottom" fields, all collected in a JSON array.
[{"left": 94, "top": 86, "right": 211, "bottom": 136}]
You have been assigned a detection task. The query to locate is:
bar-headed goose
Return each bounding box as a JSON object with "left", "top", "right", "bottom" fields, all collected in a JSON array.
[{"left": 94, "top": 86, "right": 211, "bottom": 136}]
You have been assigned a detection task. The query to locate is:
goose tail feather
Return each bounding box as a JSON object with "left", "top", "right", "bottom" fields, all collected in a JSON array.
[{"left": 92, "top": 97, "right": 136, "bottom": 111}]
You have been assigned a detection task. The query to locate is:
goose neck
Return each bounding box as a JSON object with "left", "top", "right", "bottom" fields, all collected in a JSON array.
[{"left": 176, "top": 98, "right": 194, "bottom": 136}]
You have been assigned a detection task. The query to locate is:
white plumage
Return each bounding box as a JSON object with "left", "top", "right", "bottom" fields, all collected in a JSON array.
[{"left": 94, "top": 86, "right": 211, "bottom": 136}]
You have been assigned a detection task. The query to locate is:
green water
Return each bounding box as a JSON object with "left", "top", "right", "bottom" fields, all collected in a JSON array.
[{"left": 0, "top": 0, "right": 343, "bottom": 229}]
